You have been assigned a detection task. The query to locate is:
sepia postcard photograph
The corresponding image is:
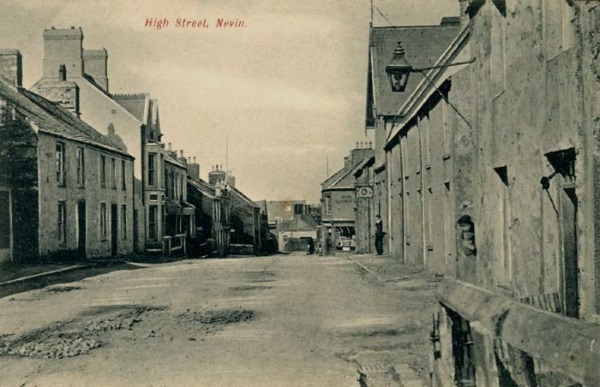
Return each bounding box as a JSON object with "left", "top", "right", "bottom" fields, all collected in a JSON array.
[{"left": 0, "top": 0, "right": 599, "bottom": 386}]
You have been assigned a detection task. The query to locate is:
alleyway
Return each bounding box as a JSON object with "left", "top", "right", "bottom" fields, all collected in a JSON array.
[{"left": 0, "top": 254, "right": 439, "bottom": 387}]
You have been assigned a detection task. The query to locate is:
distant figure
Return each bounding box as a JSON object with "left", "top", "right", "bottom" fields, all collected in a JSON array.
[
  {"left": 375, "top": 215, "right": 385, "bottom": 255},
  {"left": 307, "top": 238, "right": 315, "bottom": 255}
]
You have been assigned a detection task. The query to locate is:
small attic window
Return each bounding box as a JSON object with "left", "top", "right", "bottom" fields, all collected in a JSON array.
[{"left": 111, "top": 109, "right": 116, "bottom": 114}]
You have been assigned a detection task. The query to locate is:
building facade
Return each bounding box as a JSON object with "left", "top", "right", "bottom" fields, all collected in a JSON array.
[
  {"left": 0, "top": 50, "right": 134, "bottom": 262},
  {"left": 30, "top": 27, "right": 175, "bottom": 254},
  {"left": 370, "top": 1, "right": 600, "bottom": 385},
  {"left": 208, "top": 166, "right": 267, "bottom": 254},
  {"left": 365, "top": 20, "right": 461, "bottom": 260},
  {"left": 321, "top": 145, "right": 374, "bottom": 253},
  {"left": 187, "top": 169, "right": 231, "bottom": 258}
]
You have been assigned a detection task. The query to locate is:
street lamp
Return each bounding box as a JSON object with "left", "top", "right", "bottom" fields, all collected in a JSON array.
[
  {"left": 385, "top": 41, "right": 476, "bottom": 93},
  {"left": 385, "top": 41, "right": 412, "bottom": 92}
]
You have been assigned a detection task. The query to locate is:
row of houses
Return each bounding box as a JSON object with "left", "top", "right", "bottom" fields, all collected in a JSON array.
[
  {"left": 0, "top": 28, "right": 269, "bottom": 263},
  {"left": 326, "top": 1, "right": 600, "bottom": 385}
]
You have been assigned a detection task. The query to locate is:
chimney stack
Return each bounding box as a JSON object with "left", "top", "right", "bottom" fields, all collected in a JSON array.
[
  {"left": 82, "top": 48, "right": 108, "bottom": 92},
  {"left": 187, "top": 155, "right": 200, "bottom": 180},
  {"left": 43, "top": 27, "right": 84, "bottom": 79},
  {"left": 0, "top": 49, "right": 23, "bottom": 87}
]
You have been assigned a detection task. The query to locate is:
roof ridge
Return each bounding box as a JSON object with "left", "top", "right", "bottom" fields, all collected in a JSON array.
[{"left": 112, "top": 92, "right": 150, "bottom": 98}]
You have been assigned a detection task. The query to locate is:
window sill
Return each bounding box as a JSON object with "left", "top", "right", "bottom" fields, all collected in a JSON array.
[{"left": 497, "top": 283, "right": 512, "bottom": 291}]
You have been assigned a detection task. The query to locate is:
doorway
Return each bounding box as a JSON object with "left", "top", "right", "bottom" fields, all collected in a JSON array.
[
  {"left": 560, "top": 186, "right": 578, "bottom": 318},
  {"left": 77, "top": 200, "right": 86, "bottom": 259},
  {"left": 111, "top": 204, "right": 118, "bottom": 256},
  {"left": 0, "top": 190, "right": 11, "bottom": 262}
]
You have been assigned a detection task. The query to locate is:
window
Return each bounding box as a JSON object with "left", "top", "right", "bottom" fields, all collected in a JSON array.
[
  {"left": 161, "top": 155, "right": 165, "bottom": 189},
  {"left": 162, "top": 168, "right": 171, "bottom": 197},
  {"left": 58, "top": 201, "right": 66, "bottom": 244},
  {"left": 100, "top": 202, "right": 107, "bottom": 240},
  {"left": 324, "top": 195, "right": 331, "bottom": 215},
  {"left": 76, "top": 147, "right": 85, "bottom": 187},
  {"left": 111, "top": 158, "right": 117, "bottom": 189},
  {"left": 121, "top": 160, "right": 127, "bottom": 190},
  {"left": 149, "top": 205, "right": 158, "bottom": 240},
  {"left": 56, "top": 142, "right": 65, "bottom": 185},
  {"left": 148, "top": 153, "right": 156, "bottom": 186},
  {"left": 100, "top": 155, "right": 106, "bottom": 188},
  {"left": 121, "top": 205, "right": 127, "bottom": 240}
]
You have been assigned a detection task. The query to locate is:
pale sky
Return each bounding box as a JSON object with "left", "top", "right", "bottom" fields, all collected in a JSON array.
[{"left": 0, "top": 0, "right": 457, "bottom": 203}]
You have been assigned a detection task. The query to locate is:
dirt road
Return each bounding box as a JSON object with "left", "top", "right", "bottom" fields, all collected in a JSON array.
[{"left": 0, "top": 254, "right": 438, "bottom": 387}]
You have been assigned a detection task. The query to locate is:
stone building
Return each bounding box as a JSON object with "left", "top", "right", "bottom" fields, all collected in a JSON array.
[
  {"left": 265, "top": 200, "right": 307, "bottom": 231},
  {"left": 208, "top": 167, "right": 266, "bottom": 254},
  {"left": 155, "top": 148, "right": 195, "bottom": 256},
  {"left": 276, "top": 214, "right": 318, "bottom": 253},
  {"left": 371, "top": 1, "right": 600, "bottom": 385},
  {"left": 365, "top": 18, "right": 461, "bottom": 260},
  {"left": 187, "top": 166, "right": 231, "bottom": 258},
  {"left": 0, "top": 50, "right": 134, "bottom": 262},
  {"left": 353, "top": 153, "right": 375, "bottom": 254},
  {"left": 321, "top": 144, "right": 374, "bottom": 253},
  {"left": 30, "top": 27, "right": 172, "bottom": 254}
]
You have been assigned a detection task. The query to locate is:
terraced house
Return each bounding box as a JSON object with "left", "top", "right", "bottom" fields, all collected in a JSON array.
[
  {"left": 31, "top": 27, "right": 184, "bottom": 254},
  {"left": 0, "top": 49, "right": 134, "bottom": 263}
]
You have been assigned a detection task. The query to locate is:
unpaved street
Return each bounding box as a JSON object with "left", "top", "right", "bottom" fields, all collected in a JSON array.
[{"left": 0, "top": 254, "right": 438, "bottom": 387}]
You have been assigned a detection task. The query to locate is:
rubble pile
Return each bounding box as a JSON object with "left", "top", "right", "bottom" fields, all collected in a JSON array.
[
  {"left": 0, "top": 335, "right": 101, "bottom": 359},
  {"left": 85, "top": 316, "right": 141, "bottom": 332},
  {"left": 0, "top": 305, "right": 164, "bottom": 359},
  {"left": 197, "top": 309, "right": 255, "bottom": 325}
]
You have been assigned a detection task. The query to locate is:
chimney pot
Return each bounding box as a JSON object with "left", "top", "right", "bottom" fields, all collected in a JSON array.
[
  {"left": 180, "top": 150, "right": 184, "bottom": 158},
  {"left": 193, "top": 157, "right": 197, "bottom": 164}
]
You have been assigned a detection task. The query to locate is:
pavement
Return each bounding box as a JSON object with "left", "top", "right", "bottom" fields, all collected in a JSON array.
[{"left": 345, "top": 254, "right": 440, "bottom": 387}]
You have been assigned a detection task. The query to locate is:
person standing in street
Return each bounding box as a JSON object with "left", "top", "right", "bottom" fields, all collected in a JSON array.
[{"left": 375, "top": 215, "right": 385, "bottom": 255}]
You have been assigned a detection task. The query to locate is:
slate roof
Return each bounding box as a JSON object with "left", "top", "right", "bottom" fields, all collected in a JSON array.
[
  {"left": 231, "top": 186, "right": 259, "bottom": 209},
  {"left": 367, "top": 24, "right": 460, "bottom": 118},
  {"left": 188, "top": 177, "right": 216, "bottom": 200},
  {"left": 113, "top": 93, "right": 149, "bottom": 123},
  {"left": 321, "top": 160, "right": 365, "bottom": 191},
  {"left": 278, "top": 214, "right": 318, "bottom": 232},
  {"left": 0, "top": 81, "right": 132, "bottom": 157}
]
